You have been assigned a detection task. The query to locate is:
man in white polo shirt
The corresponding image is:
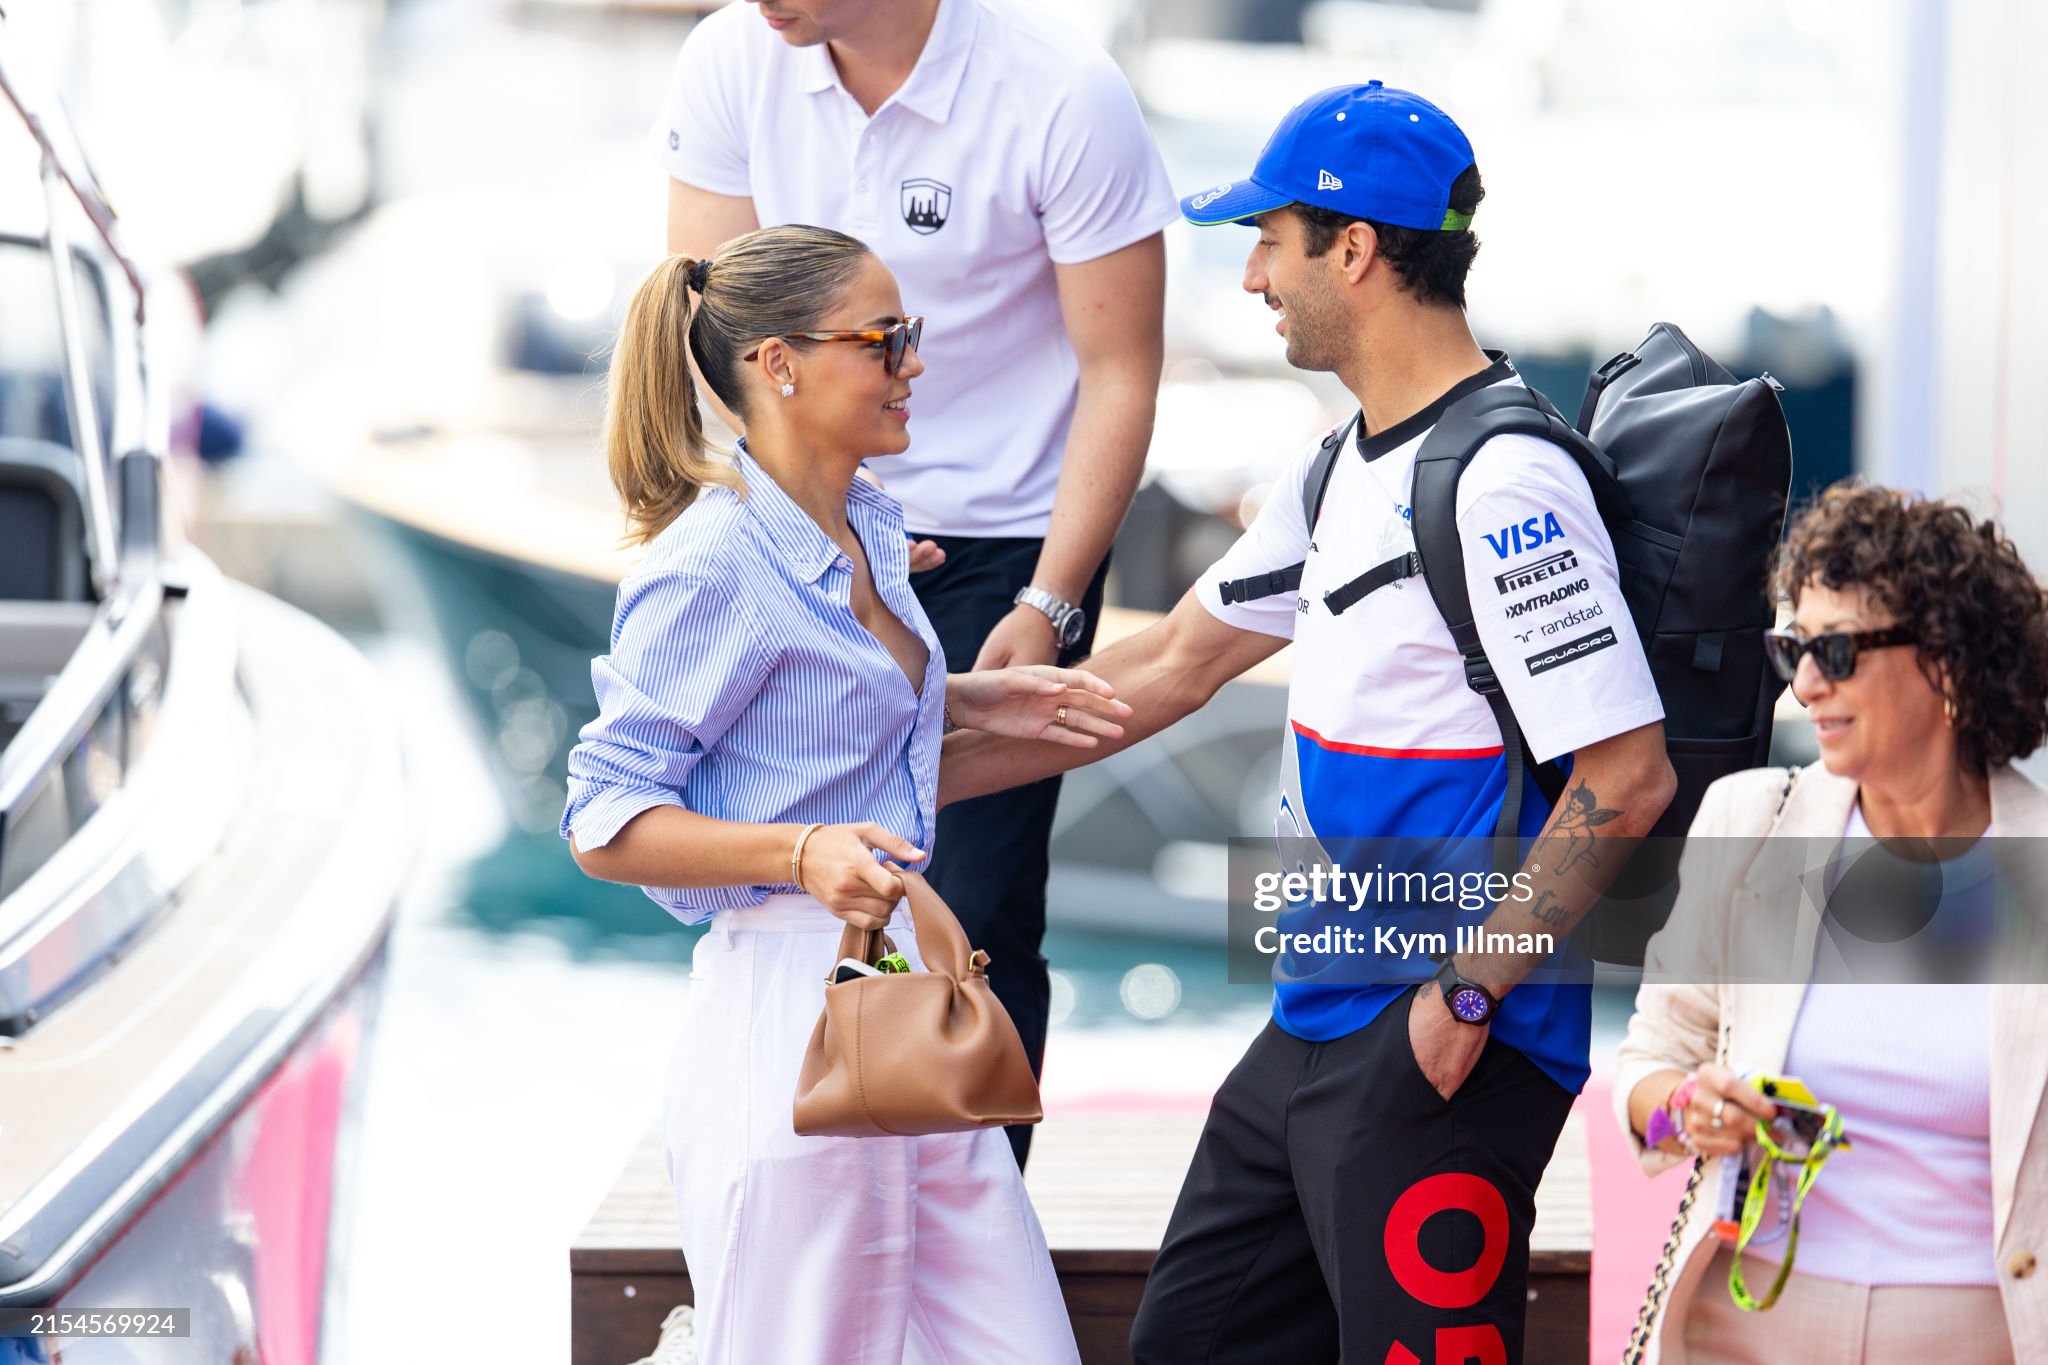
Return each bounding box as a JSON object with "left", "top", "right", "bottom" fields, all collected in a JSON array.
[{"left": 653, "top": 0, "right": 1176, "bottom": 1166}]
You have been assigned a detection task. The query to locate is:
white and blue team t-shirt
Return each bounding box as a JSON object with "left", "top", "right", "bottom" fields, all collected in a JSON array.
[{"left": 1200, "top": 358, "right": 1664, "bottom": 1093}]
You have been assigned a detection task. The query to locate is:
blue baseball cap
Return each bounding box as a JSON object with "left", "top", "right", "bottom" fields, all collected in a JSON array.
[{"left": 1180, "top": 81, "right": 1477, "bottom": 232}]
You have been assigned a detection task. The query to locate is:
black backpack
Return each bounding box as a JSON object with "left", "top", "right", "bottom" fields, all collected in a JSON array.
[{"left": 1223, "top": 324, "right": 1792, "bottom": 964}]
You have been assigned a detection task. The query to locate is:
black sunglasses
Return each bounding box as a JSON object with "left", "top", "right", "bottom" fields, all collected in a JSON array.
[
  {"left": 1764, "top": 626, "right": 1918, "bottom": 683},
  {"left": 744, "top": 316, "right": 925, "bottom": 376}
]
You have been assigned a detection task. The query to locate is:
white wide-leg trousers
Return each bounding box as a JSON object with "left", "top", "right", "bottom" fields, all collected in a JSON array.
[{"left": 663, "top": 894, "right": 1081, "bottom": 1365}]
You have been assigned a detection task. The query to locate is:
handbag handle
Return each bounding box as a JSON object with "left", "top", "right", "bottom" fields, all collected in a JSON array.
[
  {"left": 897, "top": 872, "right": 990, "bottom": 980},
  {"left": 828, "top": 872, "right": 990, "bottom": 983}
]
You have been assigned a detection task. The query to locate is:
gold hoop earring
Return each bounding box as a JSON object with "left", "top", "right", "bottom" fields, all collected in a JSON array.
[{"left": 1944, "top": 694, "right": 1958, "bottom": 726}]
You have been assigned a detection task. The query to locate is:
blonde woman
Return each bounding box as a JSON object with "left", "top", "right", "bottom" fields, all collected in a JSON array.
[{"left": 563, "top": 228, "right": 1125, "bottom": 1363}]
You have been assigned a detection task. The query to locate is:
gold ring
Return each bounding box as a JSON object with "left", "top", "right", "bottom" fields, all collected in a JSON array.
[{"left": 1056, "top": 705, "right": 1069, "bottom": 726}]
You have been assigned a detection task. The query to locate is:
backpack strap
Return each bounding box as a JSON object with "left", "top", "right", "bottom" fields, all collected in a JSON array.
[
  {"left": 1322, "top": 382, "right": 1635, "bottom": 620},
  {"left": 1212, "top": 414, "right": 1360, "bottom": 607},
  {"left": 1409, "top": 383, "right": 1631, "bottom": 874},
  {"left": 1323, "top": 550, "right": 1421, "bottom": 615},
  {"left": 1217, "top": 564, "right": 1303, "bottom": 607}
]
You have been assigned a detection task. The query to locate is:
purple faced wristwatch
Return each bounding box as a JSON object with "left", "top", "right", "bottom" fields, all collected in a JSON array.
[{"left": 1431, "top": 956, "right": 1498, "bottom": 1026}]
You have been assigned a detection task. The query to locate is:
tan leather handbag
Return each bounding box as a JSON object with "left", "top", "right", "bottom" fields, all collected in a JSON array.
[{"left": 793, "top": 872, "right": 1043, "bottom": 1137}]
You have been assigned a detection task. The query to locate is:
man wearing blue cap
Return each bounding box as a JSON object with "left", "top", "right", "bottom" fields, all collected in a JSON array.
[{"left": 943, "top": 82, "right": 1674, "bottom": 1361}]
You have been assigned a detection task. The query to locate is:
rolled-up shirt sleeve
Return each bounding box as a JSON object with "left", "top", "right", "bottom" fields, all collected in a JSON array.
[{"left": 560, "top": 570, "right": 771, "bottom": 852}]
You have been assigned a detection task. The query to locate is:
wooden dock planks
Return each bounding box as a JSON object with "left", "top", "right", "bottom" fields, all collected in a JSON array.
[{"left": 571, "top": 1111, "right": 1591, "bottom": 1364}]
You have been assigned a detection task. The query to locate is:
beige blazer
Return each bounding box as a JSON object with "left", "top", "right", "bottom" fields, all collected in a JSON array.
[{"left": 1613, "top": 762, "right": 2048, "bottom": 1362}]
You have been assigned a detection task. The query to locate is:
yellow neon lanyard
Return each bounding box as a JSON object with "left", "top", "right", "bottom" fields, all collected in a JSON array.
[{"left": 1729, "top": 1106, "right": 1848, "bottom": 1312}]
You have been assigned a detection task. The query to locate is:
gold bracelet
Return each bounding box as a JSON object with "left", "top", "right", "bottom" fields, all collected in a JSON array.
[{"left": 790, "top": 822, "right": 826, "bottom": 892}]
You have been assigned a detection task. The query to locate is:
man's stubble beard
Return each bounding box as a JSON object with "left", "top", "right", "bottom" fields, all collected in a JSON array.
[
  {"left": 1284, "top": 309, "right": 1344, "bottom": 374},
  {"left": 1279, "top": 272, "right": 1348, "bottom": 375}
]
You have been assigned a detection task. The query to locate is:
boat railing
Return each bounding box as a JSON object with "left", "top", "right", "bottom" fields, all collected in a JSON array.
[
  {"left": 0, "top": 40, "right": 177, "bottom": 1026},
  {"left": 0, "top": 38, "right": 150, "bottom": 590}
]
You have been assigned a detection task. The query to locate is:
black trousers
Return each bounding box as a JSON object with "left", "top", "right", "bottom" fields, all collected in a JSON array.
[
  {"left": 910, "top": 534, "right": 1109, "bottom": 1169},
  {"left": 1130, "top": 992, "right": 1576, "bottom": 1365}
]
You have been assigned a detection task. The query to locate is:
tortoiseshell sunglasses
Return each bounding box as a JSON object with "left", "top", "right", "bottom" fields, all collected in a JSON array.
[{"left": 745, "top": 316, "right": 924, "bottom": 376}]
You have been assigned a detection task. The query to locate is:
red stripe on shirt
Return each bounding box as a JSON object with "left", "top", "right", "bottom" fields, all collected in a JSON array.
[{"left": 1289, "top": 719, "right": 1505, "bottom": 761}]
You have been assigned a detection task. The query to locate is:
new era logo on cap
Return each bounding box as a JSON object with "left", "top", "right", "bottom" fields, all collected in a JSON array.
[{"left": 1317, "top": 169, "right": 1343, "bottom": 191}]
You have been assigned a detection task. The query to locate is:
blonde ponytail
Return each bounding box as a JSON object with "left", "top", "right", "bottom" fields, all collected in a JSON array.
[
  {"left": 605, "top": 254, "right": 742, "bottom": 546},
  {"left": 604, "top": 227, "right": 873, "bottom": 546}
]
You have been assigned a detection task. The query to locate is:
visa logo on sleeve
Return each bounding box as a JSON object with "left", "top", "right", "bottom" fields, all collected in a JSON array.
[{"left": 1483, "top": 512, "right": 1566, "bottom": 559}]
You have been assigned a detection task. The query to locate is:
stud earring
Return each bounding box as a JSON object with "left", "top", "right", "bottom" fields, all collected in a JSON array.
[{"left": 780, "top": 382, "right": 795, "bottom": 398}]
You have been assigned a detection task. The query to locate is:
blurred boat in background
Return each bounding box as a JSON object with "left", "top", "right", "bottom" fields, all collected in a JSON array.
[
  {"left": 0, "top": 49, "right": 404, "bottom": 1358},
  {"left": 249, "top": 0, "right": 1861, "bottom": 940},
  {"left": 7, "top": 0, "right": 388, "bottom": 310}
]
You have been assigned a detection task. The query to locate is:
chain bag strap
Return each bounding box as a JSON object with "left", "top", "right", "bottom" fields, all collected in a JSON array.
[
  {"left": 1620, "top": 773, "right": 1799, "bottom": 1363},
  {"left": 1621, "top": 1156, "right": 1706, "bottom": 1364}
]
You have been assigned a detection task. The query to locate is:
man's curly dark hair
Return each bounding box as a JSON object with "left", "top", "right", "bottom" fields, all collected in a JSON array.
[
  {"left": 1775, "top": 482, "right": 2048, "bottom": 773},
  {"left": 1295, "top": 165, "right": 1485, "bottom": 309}
]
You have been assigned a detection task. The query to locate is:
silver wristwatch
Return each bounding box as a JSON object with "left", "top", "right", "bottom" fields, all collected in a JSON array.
[{"left": 1014, "top": 585, "right": 1086, "bottom": 649}]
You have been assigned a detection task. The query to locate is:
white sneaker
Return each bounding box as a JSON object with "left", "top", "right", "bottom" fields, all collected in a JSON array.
[{"left": 627, "top": 1304, "right": 697, "bottom": 1365}]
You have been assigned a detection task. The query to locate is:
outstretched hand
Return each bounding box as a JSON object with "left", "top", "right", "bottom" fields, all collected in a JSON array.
[{"left": 948, "top": 665, "right": 1132, "bottom": 748}]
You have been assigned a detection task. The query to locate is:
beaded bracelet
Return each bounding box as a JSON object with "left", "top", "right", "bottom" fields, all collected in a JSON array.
[{"left": 1645, "top": 1074, "right": 1702, "bottom": 1153}]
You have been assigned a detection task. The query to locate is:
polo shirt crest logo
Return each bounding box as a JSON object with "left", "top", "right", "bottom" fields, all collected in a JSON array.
[{"left": 901, "top": 178, "right": 952, "bottom": 234}]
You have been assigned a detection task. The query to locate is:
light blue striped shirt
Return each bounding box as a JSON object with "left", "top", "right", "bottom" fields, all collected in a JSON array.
[{"left": 560, "top": 441, "right": 945, "bottom": 921}]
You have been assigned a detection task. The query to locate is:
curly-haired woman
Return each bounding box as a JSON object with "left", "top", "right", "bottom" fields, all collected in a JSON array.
[{"left": 1615, "top": 484, "right": 2048, "bottom": 1363}]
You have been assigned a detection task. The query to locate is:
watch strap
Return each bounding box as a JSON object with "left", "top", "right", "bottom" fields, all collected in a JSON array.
[{"left": 1014, "top": 585, "right": 1083, "bottom": 642}]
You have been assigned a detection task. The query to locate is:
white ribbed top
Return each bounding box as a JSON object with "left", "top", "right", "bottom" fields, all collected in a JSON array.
[{"left": 1750, "top": 803, "right": 1998, "bottom": 1286}]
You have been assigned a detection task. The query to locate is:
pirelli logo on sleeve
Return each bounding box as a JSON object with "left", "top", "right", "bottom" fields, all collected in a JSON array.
[
  {"left": 1494, "top": 549, "right": 1579, "bottom": 595},
  {"left": 1525, "top": 626, "right": 1618, "bottom": 676}
]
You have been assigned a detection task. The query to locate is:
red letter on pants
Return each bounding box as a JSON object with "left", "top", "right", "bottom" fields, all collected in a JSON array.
[
  {"left": 1382, "top": 1327, "right": 1506, "bottom": 1365},
  {"left": 1383, "top": 1172, "right": 1509, "bottom": 1309}
]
